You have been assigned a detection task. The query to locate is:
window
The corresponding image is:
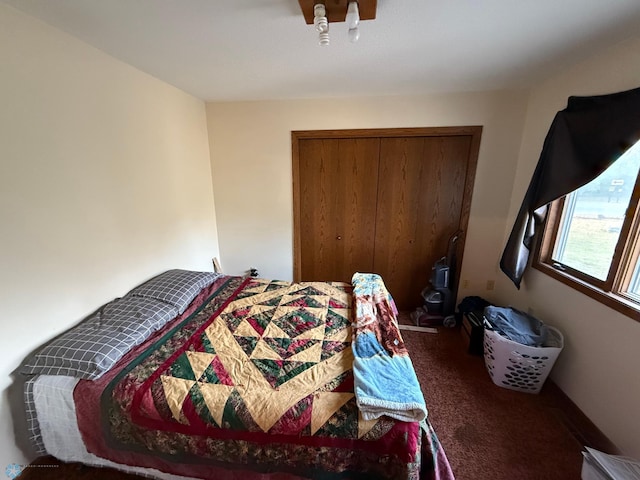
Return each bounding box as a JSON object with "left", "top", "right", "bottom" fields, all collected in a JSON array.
[{"left": 534, "top": 140, "right": 640, "bottom": 320}]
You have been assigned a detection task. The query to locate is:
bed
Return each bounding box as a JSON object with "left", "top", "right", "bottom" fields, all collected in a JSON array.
[{"left": 21, "top": 269, "right": 454, "bottom": 480}]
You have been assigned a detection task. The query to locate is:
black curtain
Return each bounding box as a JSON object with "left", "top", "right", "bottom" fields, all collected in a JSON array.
[{"left": 500, "top": 86, "right": 640, "bottom": 289}]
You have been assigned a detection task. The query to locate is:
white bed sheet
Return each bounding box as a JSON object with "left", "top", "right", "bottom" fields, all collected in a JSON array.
[{"left": 32, "top": 374, "right": 197, "bottom": 480}]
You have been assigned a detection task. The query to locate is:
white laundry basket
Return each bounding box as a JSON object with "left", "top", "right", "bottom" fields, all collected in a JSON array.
[{"left": 483, "top": 325, "right": 564, "bottom": 394}]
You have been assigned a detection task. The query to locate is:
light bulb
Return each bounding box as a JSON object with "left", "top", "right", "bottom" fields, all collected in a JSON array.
[
  {"left": 346, "top": 1, "right": 360, "bottom": 29},
  {"left": 313, "top": 3, "right": 329, "bottom": 46},
  {"left": 348, "top": 27, "right": 360, "bottom": 43}
]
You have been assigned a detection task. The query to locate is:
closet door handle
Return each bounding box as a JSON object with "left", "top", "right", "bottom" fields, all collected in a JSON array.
[{"left": 336, "top": 235, "right": 342, "bottom": 240}]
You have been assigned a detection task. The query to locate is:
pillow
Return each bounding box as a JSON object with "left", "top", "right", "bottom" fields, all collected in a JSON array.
[
  {"left": 128, "top": 269, "right": 220, "bottom": 314},
  {"left": 21, "top": 296, "right": 178, "bottom": 380},
  {"left": 101, "top": 295, "right": 179, "bottom": 333}
]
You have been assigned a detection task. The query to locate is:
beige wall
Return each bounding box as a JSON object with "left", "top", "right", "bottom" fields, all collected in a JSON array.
[
  {"left": 208, "top": 41, "right": 640, "bottom": 458},
  {"left": 207, "top": 91, "right": 529, "bottom": 289},
  {"left": 492, "top": 37, "right": 640, "bottom": 458},
  {"left": 0, "top": 4, "right": 219, "bottom": 466}
]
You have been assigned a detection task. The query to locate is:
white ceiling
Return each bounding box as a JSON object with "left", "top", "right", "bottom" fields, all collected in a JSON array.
[{"left": 3, "top": 0, "right": 640, "bottom": 101}]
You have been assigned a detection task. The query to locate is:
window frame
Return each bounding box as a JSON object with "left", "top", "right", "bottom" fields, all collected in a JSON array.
[{"left": 532, "top": 167, "right": 640, "bottom": 322}]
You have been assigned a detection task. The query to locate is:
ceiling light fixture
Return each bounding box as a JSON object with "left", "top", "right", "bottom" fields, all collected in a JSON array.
[{"left": 298, "top": 0, "right": 377, "bottom": 46}]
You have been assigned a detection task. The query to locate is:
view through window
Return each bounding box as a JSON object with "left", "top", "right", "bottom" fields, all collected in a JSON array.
[
  {"left": 536, "top": 139, "right": 640, "bottom": 318},
  {"left": 552, "top": 142, "right": 640, "bottom": 280}
]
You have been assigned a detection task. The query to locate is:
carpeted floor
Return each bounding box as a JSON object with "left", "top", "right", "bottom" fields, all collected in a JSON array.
[
  {"left": 400, "top": 320, "right": 586, "bottom": 479},
  {"left": 20, "top": 318, "right": 613, "bottom": 480}
]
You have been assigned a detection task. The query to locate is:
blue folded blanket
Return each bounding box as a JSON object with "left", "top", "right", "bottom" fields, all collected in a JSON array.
[{"left": 351, "top": 273, "right": 428, "bottom": 423}]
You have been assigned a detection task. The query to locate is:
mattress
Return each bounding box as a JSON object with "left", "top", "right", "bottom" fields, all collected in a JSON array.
[{"left": 30, "top": 374, "right": 196, "bottom": 480}]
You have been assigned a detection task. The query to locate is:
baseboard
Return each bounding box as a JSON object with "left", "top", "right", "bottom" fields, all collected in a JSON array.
[{"left": 543, "top": 380, "right": 621, "bottom": 455}]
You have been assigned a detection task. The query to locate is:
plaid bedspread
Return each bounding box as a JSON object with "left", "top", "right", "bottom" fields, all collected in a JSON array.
[{"left": 73, "top": 276, "right": 441, "bottom": 479}]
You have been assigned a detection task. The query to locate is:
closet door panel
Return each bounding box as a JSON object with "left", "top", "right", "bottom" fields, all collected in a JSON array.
[
  {"left": 414, "top": 135, "right": 472, "bottom": 302},
  {"left": 372, "top": 137, "right": 427, "bottom": 309},
  {"left": 373, "top": 136, "right": 471, "bottom": 309},
  {"left": 298, "top": 138, "right": 380, "bottom": 283}
]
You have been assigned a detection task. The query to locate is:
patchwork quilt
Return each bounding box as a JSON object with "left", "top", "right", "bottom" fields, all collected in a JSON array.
[{"left": 73, "top": 276, "right": 449, "bottom": 479}]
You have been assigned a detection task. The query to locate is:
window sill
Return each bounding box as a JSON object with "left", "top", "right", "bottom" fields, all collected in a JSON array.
[{"left": 532, "top": 261, "right": 640, "bottom": 322}]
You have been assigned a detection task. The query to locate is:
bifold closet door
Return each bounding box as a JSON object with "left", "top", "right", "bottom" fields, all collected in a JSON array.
[
  {"left": 373, "top": 136, "right": 472, "bottom": 309},
  {"left": 298, "top": 138, "right": 380, "bottom": 283}
]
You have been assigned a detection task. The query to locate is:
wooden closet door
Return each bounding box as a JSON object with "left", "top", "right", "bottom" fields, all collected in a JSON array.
[
  {"left": 298, "top": 138, "right": 380, "bottom": 283},
  {"left": 373, "top": 136, "right": 471, "bottom": 309}
]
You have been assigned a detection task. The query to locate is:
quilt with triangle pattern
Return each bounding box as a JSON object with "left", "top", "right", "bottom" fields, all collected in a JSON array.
[{"left": 80, "top": 275, "right": 437, "bottom": 479}]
